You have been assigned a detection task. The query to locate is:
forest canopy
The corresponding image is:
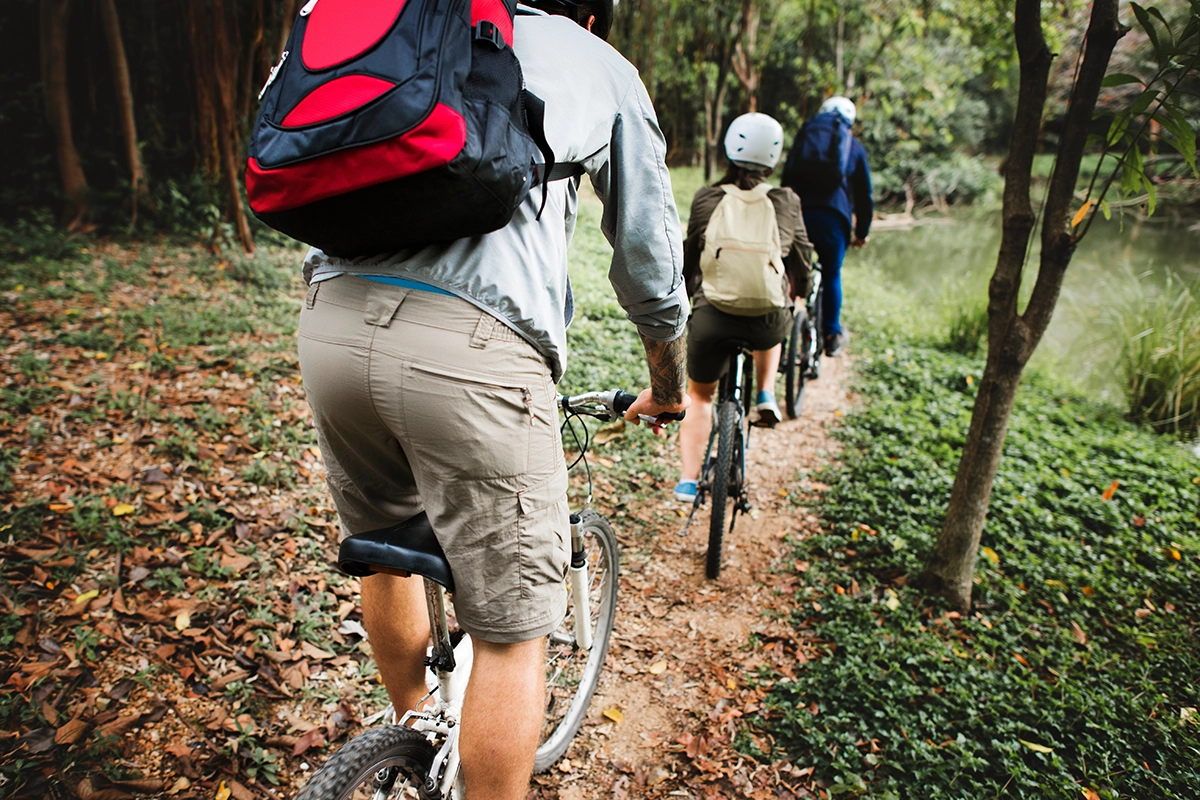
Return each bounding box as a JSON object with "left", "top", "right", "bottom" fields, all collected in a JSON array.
[{"left": 1, "top": 0, "right": 1192, "bottom": 248}]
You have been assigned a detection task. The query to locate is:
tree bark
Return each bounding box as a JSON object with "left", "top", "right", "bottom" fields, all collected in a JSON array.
[
  {"left": 702, "top": 4, "right": 743, "bottom": 180},
  {"left": 39, "top": 0, "right": 89, "bottom": 230},
  {"left": 914, "top": 0, "right": 1126, "bottom": 611},
  {"left": 731, "top": 0, "right": 761, "bottom": 112},
  {"left": 278, "top": 0, "right": 299, "bottom": 56},
  {"left": 187, "top": 0, "right": 255, "bottom": 254},
  {"left": 97, "top": 0, "right": 149, "bottom": 224}
]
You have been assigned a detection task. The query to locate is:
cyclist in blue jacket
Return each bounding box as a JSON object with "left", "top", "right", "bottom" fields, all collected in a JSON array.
[{"left": 786, "top": 96, "right": 873, "bottom": 356}]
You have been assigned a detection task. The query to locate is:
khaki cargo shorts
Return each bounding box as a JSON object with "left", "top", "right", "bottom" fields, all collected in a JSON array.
[{"left": 297, "top": 276, "right": 568, "bottom": 643}]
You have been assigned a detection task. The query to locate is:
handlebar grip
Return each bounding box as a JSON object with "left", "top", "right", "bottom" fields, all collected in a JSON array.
[
  {"left": 613, "top": 390, "right": 686, "bottom": 422},
  {"left": 613, "top": 390, "right": 638, "bottom": 415}
]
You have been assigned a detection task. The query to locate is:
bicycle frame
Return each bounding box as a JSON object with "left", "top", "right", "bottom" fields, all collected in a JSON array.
[
  {"left": 687, "top": 345, "right": 754, "bottom": 528},
  {"left": 804, "top": 268, "right": 824, "bottom": 377},
  {"left": 391, "top": 509, "right": 599, "bottom": 798}
]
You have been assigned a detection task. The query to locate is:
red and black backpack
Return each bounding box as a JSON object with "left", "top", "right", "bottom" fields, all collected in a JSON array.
[{"left": 246, "top": 0, "right": 563, "bottom": 257}]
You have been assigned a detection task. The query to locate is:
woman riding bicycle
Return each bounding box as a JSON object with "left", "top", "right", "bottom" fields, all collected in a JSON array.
[{"left": 674, "top": 112, "right": 814, "bottom": 503}]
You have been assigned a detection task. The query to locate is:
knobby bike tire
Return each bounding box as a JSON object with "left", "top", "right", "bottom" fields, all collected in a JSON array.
[
  {"left": 294, "top": 725, "right": 437, "bottom": 800},
  {"left": 534, "top": 510, "right": 619, "bottom": 772},
  {"left": 707, "top": 401, "right": 738, "bottom": 579},
  {"left": 784, "top": 309, "right": 806, "bottom": 419}
]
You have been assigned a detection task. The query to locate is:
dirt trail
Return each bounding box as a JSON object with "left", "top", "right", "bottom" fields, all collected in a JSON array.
[{"left": 534, "top": 356, "right": 853, "bottom": 799}]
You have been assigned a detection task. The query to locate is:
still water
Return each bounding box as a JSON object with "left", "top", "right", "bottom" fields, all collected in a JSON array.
[{"left": 853, "top": 207, "right": 1200, "bottom": 404}]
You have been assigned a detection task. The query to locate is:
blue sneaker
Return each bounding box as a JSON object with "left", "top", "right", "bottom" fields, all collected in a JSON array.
[
  {"left": 753, "top": 390, "right": 781, "bottom": 428},
  {"left": 673, "top": 479, "right": 698, "bottom": 503}
]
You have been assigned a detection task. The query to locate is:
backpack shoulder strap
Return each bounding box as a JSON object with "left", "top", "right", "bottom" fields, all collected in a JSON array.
[{"left": 523, "top": 90, "right": 583, "bottom": 217}]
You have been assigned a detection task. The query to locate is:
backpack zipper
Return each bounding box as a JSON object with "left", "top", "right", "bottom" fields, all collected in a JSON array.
[
  {"left": 299, "top": 0, "right": 319, "bottom": 16},
  {"left": 257, "top": 50, "right": 289, "bottom": 101}
]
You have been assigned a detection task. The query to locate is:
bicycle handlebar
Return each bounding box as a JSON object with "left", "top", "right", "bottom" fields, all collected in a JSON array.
[{"left": 558, "top": 389, "right": 686, "bottom": 424}]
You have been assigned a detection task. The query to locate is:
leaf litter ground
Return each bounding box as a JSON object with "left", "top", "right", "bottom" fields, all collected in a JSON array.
[{"left": 0, "top": 241, "right": 851, "bottom": 799}]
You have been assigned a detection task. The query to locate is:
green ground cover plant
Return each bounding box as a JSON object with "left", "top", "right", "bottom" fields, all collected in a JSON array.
[{"left": 756, "top": 315, "right": 1200, "bottom": 797}]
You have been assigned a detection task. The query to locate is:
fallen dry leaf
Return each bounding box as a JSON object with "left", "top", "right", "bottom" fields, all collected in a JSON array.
[
  {"left": 55, "top": 716, "right": 90, "bottom": 745},
  {"left": 292, "top": 726, "right": 326, "bottom": 756}
]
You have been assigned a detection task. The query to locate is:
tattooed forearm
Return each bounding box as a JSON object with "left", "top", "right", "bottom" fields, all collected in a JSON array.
[{"left": 640, "top": 334, "right": 687, "bottom": 406}]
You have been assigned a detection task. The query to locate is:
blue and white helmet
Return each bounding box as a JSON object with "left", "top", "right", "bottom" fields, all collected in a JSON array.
[
  {"left": 820, "top": 96, "right": 857, "bottom": 125},
  {"left": 723, "top": 113, "right": 785, "bottom": 170}
]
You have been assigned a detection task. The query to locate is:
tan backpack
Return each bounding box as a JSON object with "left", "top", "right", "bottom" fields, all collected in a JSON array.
[{"left": 699, "top": 183, "right": 787, "bottom": 316}]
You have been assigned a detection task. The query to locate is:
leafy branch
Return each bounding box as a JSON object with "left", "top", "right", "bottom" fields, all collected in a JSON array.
[{"left": 1074, "top": 2, "right": 1200, "bottom": 238}]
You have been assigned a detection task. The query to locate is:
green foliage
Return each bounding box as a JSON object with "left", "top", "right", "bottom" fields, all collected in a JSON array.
[
  {"left": 1107, "top": 271, "right": 1200, "bottom": 438},
  {"left": 1079, "top": 3, "right": 1200, "bottom": 227},
  {"left": 758, "top": 333, "right": 1200, "bottom": 797}
]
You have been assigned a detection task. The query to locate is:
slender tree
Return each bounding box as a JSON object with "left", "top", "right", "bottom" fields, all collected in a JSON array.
[
  {"left": 914, "top": 0, "right": 1127, "bottom": 611},
  {"left": 98, "top": 0, "right": 149, "bottom": 224},
  {"left": 39, "top": 0, "right": 89, "bottom": 230},
  {"left": 731, "top": 0, "right": 763, "bottom": 112},
  {"left": 187, "top": 0, "right": 255, "bottom": 253}
]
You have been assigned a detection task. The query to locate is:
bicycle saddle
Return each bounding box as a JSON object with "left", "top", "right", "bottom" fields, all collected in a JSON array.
[{"left": 338, "top": 512, "right": 455, "bottom": 593}]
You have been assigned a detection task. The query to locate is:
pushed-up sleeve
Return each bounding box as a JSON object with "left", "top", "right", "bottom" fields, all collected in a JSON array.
[
  {"left": 850, "top": 140, "right": 874, "bottom": 240},
  {"left": 586, "top": 76, "right": 688, "bottom": 343},
  {"left": 768, "top": 187, "right": 814, "bottom": 299}
]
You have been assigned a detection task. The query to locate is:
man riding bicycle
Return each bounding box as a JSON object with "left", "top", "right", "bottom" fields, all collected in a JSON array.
[
  {"left": 673, "top": 112, "right": 813, "bottom": 503},
  {"left": 296, "top": 2, "right": 689, "bottom": 798},
  {"left": 784, "top": 96, "right": 873, "bottom": 357}
]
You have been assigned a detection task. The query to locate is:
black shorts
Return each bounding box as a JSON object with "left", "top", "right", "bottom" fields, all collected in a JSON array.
[{"left": 686, "top": 299, "right": 793, "bottom": 384}]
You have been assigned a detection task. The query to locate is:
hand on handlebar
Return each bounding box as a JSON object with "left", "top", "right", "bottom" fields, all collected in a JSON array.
[{"left": 623, "top": 388, "right": 690, "bottom": 437}]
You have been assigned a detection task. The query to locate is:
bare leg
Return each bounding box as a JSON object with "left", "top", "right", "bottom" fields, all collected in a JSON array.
[
  {"left": 753, "top": 344, "right": 783, "bottom": 397},
  {"left": 679, "top": 379, "right": 717, "bottom": 481},
  {"left": 459, "top": 637, "right": 546, "bottom": 800},
  {"left": 361, "top": 573, "right": 431, "bottom": 715}
]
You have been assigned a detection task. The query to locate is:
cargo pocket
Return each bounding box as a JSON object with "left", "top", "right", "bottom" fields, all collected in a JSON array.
[
  {"left": 408, "top": 362, "right": 534, "bottom": 479},
  {"left": 515, "top": 468, "right": 570, "bottom": 600}
]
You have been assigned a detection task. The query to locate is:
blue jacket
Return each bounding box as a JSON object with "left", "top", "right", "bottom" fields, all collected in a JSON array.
[{"left": 793, "top": 138, "right": 873, "bottom": 241}]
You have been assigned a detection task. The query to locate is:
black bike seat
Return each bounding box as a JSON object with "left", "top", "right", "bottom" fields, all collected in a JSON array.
[
  {"left": 338, "top": 512, "right": 455, "bottom": 593},
  {"left": 721, "top": 338, "right": 754, "bottom": 354}
]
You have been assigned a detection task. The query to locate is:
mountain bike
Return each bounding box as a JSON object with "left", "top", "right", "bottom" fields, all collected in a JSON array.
[
  {"left": 779, "top": 264, "right": 824, "bottom": 419},
  {"left": 295, "top": 389, "right": 682, "bottom": 800},
  {"left": 685, "top": 342, "right": 754, "bottom": 579}
]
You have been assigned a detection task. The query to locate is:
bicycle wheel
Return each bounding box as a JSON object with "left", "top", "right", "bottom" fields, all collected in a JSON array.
[
  {"left": 294, "top": 725, "right": 436, "bottom": 800},
  {"left": 783, "top": 309, "right": 805, "bottom": 419},
  {"left": 706, "top": 401, "right": 738, "bottom": 579},
  {"left": 534, "top": 510, "right": 618, "bottom": 772}
]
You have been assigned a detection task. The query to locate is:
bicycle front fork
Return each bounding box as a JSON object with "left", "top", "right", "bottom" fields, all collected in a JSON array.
[{"left": 568, "top": 514, "right": 594, "bottom": 651}]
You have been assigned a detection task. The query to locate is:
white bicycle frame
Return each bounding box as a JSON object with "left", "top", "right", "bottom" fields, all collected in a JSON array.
[{"left": 380, "top": 512, "right": 598, "bottom": 799}]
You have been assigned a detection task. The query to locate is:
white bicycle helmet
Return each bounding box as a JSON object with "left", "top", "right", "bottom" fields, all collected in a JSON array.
[
  {"left": 819, "top": 96, "right": 857, "bottom": 125},
  {"left": 723, "top": 113, "right": 785, "bottom": 170}
]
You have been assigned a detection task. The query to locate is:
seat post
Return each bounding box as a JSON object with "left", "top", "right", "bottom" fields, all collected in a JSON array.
[{"left": 424, "top": 579, "right": 457, "bottom": 676}]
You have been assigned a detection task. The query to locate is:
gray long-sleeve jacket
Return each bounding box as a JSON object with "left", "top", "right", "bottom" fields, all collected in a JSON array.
[{"left": 304, "top": 12, "right": 689, "bottom": 382}]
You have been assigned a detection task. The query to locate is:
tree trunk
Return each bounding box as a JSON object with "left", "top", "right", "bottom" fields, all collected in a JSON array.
[
  {"left": 39, "top": 0, "right": 89, "bottom": 230},
  {"left": 188, "top": 0, "right": 255, "bottom": 254},
  {"left": 97, "top": 0, "right": 149, "bottom": 224},
  {"left": 278, "top": 0, "right": 299, "bottom": 55},
  {"left": 702, "top": 6, "right": 742, "bottom": 179},
  {"left": 835, "top": 9, "right": 845, "bottom": 90},
  {"left": 914, "top": 0, "right": 1126, "bottom": 611},
  {"left": 800, "top": 0, "right": 816, "bottom": 118},
  {"left": 731, "top": 0, "right": 761, "bottom": 113}
]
